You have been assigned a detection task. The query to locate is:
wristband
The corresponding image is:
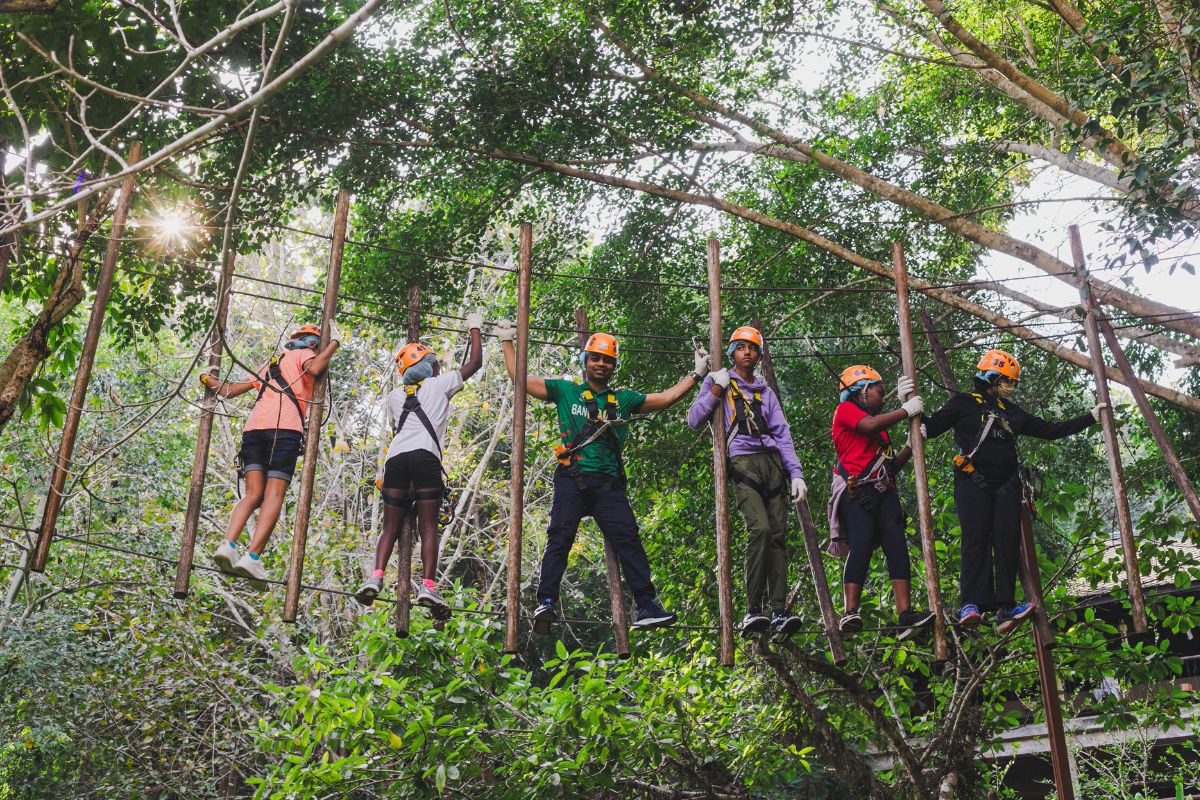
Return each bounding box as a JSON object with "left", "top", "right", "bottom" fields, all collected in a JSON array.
[{"left": 690, "top": 372, "right": 703, "bottom": 383}]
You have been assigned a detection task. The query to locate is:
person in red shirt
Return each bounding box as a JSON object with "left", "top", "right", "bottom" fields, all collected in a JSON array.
[
  {"left": 828, "top": 364, "right": 933, "bottom": 638},
  {"left": 200, "top": 322, "right": 340, "bottom": 586}
]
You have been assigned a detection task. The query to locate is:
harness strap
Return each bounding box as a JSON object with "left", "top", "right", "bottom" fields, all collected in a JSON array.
[
  {"left": 728, "top": 463, "right": 786, "bottom": 501},
  {"left": 559, "top": 388, "right": 623, "bottom": 469},
  {"left": 724, "top": 381, "right": 768, "bottom": 449},
  {"left": 254, "top": 357, "right": 305, "bottom": 423}
]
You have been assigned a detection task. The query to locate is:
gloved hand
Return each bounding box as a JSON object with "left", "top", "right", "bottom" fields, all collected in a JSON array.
[
  {"left": 710, "top": 368, "right": 730, "bottom": 389},
  {"left": 328, "top": 320, "right": 343, "bottom": 346},
  {"left": 1091, "top": 402, "right": 1108, "bottom": 421},
  {"left": 790, "top": 477, "right": 808, "bottom": 504},
  {"left": 465, "top": 311, "right": 484, "bottom": 331},
  {"left": 901, "top": 395, "right": 924, "bottom": 418},
  {"left": 199, "top": 365, "right": 220, "bottom": 389},
  {"left": 494, "top": 319, "right": 517, "bottom": 343},
  {"left": 693, "top": 346, "right": 711, "bottom": 378},
  {"left": 920, "top": 423, "right": 927, "bottom": 439},
  {"left": 897, "top": 375, "right": 915, "bottom": 402}
]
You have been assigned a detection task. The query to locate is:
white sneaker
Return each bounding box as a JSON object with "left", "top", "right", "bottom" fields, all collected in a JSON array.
[
  {"left": 232, "top": 553, "right": 269, "bottom": 588},
  {"left": 212, "top": 540, "right": 238, "bottom": 574}
]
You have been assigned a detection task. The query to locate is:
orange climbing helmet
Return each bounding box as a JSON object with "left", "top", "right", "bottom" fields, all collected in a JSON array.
[
  {"left": 580, "top": 332, "right": 619, "bottom": 370},
  {"left": 291, "top": 324, "right": 322, "bottom": 340},
  {"left": 839, "top": 364, "right": 882, "bottom": 401},
  {"left": 726, "top": 326, "right": 764, "bottom": 357},
  {"left": 976, "top": 349, "right": 1020, "bottom": 383},
  {"left": 395, "top": 342, "right": 435, "bottom": 372}
]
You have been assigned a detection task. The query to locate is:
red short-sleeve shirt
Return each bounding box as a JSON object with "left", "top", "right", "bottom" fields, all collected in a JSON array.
[{"left": 832, "top": 400, "right": 889, "bottom": 475}]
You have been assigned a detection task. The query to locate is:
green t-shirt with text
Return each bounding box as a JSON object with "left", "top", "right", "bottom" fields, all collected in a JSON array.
[{"left": 545, "top": 379, "right": 647, "bottom": 478}]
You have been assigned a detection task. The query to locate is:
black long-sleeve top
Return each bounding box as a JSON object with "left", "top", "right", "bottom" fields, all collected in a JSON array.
[{"left": 923, "top": 391, "right": 1097, "bottom": 480}]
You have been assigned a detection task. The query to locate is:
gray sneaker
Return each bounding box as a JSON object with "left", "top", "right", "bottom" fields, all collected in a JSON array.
[
  {"left": 212, "top": 540, "right": 238, "bottom": 574},
  {"left": 232, "top": 553, "right": 268, "bottom": 589},
  {"left": 416, "top": 583, "right": 451, "bottom": 616},
  {"left": 355, "top": 576, "right": 383, "bottom": 607}
]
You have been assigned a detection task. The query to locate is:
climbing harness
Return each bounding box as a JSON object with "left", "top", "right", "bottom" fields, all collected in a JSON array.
[
  {"left": 952, "top": 392, "right": 1014, "bottom": 489},
  {"left": 392, "top": 382, "right": 456, "bottom": 526},
  {"left": 723, "top": 380, "right": 786, "bottom": 502}
]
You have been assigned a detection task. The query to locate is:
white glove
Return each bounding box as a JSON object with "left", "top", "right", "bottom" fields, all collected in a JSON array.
[
  {"left": 327, "top": 320, "right": 343, "bottom": 346},
  {"left": 920, "top": 423, "right": 927, "bottom": 439},
  {"left": 199, "top": 365, "right": 220, "bottom": 388},
  {"left": 710, "top": 368, "right": 730, "bottom": 388},
  {"left": 901, "top": 395, "right": 924, "bottom": 418},
  {"left": 1091, "top": 402, "right": 1108, "bottom": 421},
  {"left": 790, "top": 477, "right": 807, "bottom": 504},
  {"left": 897, "top": 375, "right": 915, "bottom": 402},
  {"left": 693, "top": 347, "right": 711, "bottom": 378},
  {"left": 465, "top": 311, "right": 484, "bottom": 331},
  {"left": 494, "top": 319, "right": 517, "bottom": 343}
]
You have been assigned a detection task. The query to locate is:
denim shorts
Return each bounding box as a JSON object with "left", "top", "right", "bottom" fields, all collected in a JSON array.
[{"left": 238, "top": 429, "right": 303, "bottom": 482}]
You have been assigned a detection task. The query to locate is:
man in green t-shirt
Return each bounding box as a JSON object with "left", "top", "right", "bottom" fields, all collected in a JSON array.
[{"left": 495, "top": 323, "right": 710, "bottom": 632}]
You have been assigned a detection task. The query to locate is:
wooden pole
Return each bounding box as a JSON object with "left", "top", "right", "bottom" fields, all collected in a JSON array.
[
  {"left": 1097, "top": 312, "right": 1200, "bottom": 530},
  {"left": 394, "top": 286, "right": 421, "bottom": 637},
  {"left": 504, "top": 222, "right": 532, "bottom": 654},
  {"left": 1020, "top": 506, "right": 1076, "bottom": 800},
  {"left": 755, "top": 320, "right": 846, "bottom": 665},
  {"left": 174, "top": 249, "right": 237, "bottom": 598},
  {"left": 707, "top": 239, "right": 735, "bottom": 667},
  {"left": 33, "top": 142, "right": 142, "bottom": 573},
  {"left": 919, "top": 310, "right": 960, "bottom": 393},
  {"left": 890, "top": 242, "right": 948, "bottom": 661},
  {"left": 573, "top": 306, "right": 632, "bottom": 659},
  {"left": 1068, "top": 226, "right": 1148, "bottom": 633},
  {"left": 282, "top": 189, "right": 348, "bottom": 622}
]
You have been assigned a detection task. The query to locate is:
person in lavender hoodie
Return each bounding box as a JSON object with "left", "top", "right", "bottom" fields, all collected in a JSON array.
[{"left": 688, "top": 326, "right": 806, "bottom": 638}]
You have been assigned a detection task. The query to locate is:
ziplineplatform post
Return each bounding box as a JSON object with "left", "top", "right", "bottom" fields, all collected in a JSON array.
[
  {"left": 504, "top": 222, "right": 532, "bottom": 654},
  {"left": 394, "top": 285, "right": 420, "bottom": 638},
  {"left": 754, "top": 319, "right": 846, "bottom": 665},
  {"left": 282, "top": 189, "right": 348, "bottom": 623},
  {"left": 174, "top": 248, "right": 237, "bottom": 598},
  {"left": 34, "top": 141, "right": 143, "bottom": 573},
  {"left": 890, "top": 242, "right": 948, "bottom": 661},
  {"left": 575, "top": 306, "right": 632, "bottom": 659},
  {"left": 707, "top": 239, "right": 735, "bottom": 667},
  {"left": 1068, "top": 225, "right": 1148, "bottom": 633}
]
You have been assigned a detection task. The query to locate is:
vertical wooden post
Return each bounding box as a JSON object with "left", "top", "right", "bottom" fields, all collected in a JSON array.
[
  {"left": 919, "top": 310, "right": 960, "bottom": 393},
  {"left": 890, "top": 242, "right": 948, "bottom": 661},
  {"left": 574, "top": 306, "right": 632, "bottom": 659},
  {"left": 174, "top": 249, "right": 237, "bottom": 598},
  {"left": 707, "top": 239, "right": 735, "bottom": 667},
  {"left": 282, "top": 189, "right": 348, "bottom": 622},
  {"left": 33, "top": 142, "right": 142, "bottom": 573},
  {"left": 504, "top": 222, "right": 532, "bottom": 654},
  {"left": 394, "top": 286, "right": 421, "bottom": 637},
  {"left": 0, "top": 229, "right": 13, "bottom": 293},
  {"left": 755, "top": 322, "right": 846, "bottom": 665},
  {"left": 1020, "top": 506, "right": 1076, "bottom": 800},
  {"left": 1068, "top": 226, "right": 1148, "bottom": 633}
]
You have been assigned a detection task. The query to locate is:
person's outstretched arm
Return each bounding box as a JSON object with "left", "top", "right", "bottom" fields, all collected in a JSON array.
[
  {"left": 640, "top": 347, "right": 710, "bottom": 412},
  {"left": 495, "top": 320, "right": 549, "bottom": 401},
  {"left": 459, "top": 312, "right": 485, "bottom": 381}
]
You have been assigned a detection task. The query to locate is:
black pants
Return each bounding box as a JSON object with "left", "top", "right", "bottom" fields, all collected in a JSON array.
[
  {"left": 955, "top": 472, "right": 1022, "bottom": 610},
  {"left": 537, "top": 470, "right": 656, "bottom": 607},
  {"left": 840, "top": 486, "right": 911, "bottom": 585}
]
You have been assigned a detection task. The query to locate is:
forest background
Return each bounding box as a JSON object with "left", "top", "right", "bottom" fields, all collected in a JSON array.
[{"left": 2, "top": 0, "right": 1200, "bottom": 797}]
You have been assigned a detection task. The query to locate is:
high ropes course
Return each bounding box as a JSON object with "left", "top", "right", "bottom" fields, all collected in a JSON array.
[{"left": 9, "top": 144, "right": 1200, "bottom": 800}]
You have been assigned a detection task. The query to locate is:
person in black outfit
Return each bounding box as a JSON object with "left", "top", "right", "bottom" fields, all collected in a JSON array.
[{"left": 923, "top": 349, "right": 1103, "bottom": 633}]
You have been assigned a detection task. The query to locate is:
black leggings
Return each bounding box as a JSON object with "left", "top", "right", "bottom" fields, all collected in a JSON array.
[
  {"left": 840, "top": 487, "right": 911, "bottom": 585},
  {"left": 374, "top": 450, "right": 444, "bottom": 581}
]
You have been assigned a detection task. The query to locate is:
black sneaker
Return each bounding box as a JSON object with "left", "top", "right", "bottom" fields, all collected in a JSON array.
[
  {"left": 632, "top": 598, "right": 677, "bottom": 630},
  {"left": 532, "top": 598, "right": 557, "bottom": 635},
  {"left": 839, "top": 609, "right": 863, "bottom": 635},
  {"left": 770, "top": 611, "right": 804, "bottom": 637},
  {"left": 737, "top": 611, "right": 770, "bottom": 637},
  {"left": 896, "top": 609, "right": 935, "bottom": 641}
]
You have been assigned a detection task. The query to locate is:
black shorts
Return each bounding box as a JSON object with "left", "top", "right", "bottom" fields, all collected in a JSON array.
[
  {"left": 383, "top": 449, "right": 444, "bottom": 493},
  {"left": 239, "top": 429, "right": 303, "bottom": 482}
]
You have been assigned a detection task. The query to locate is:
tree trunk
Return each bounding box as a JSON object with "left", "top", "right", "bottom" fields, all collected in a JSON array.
[{"left": 0, "top": 201, "right": 109, "bottom": 434}]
